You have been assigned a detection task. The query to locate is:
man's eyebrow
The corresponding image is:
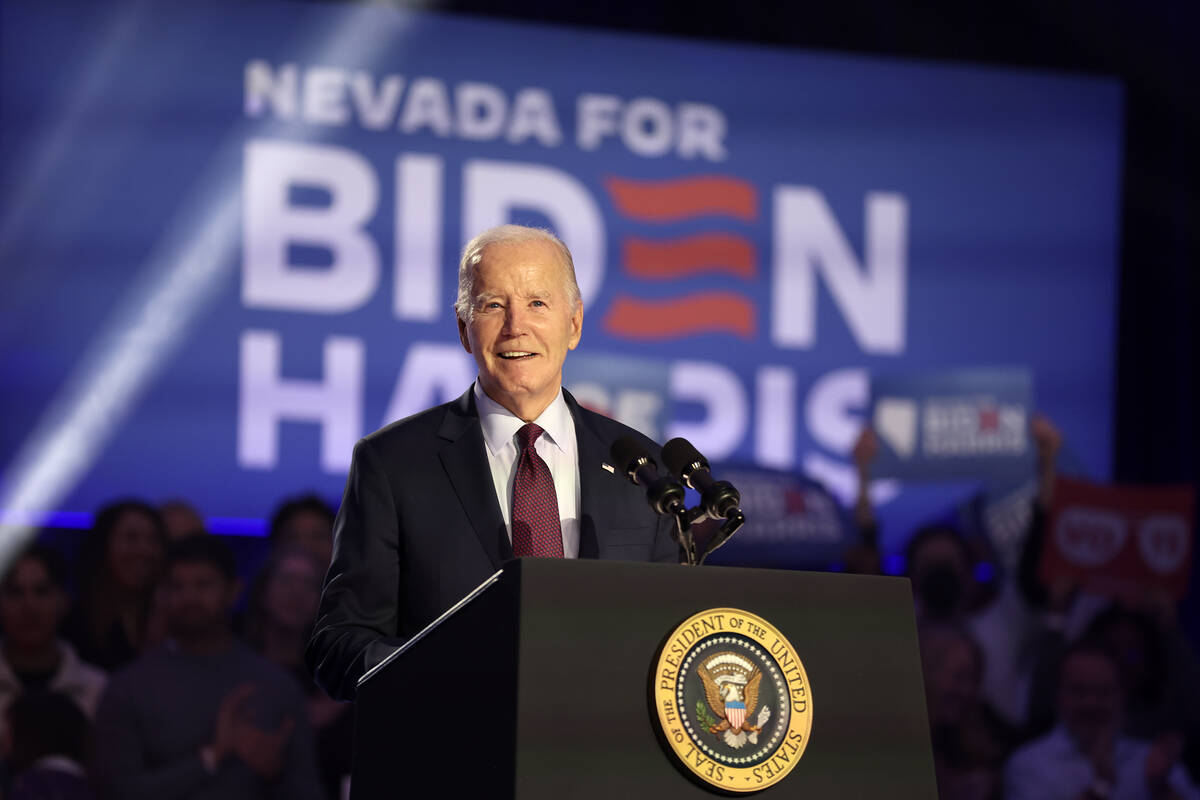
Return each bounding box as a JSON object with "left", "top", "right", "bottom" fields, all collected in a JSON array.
[{"left": 473, "top": 287, "right": 556, "bottom": 304}]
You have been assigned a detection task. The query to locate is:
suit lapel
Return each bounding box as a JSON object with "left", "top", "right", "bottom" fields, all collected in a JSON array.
[
  {"left": 437, "top": 388, "right": 512, "bottom": 568},
  {"left": 566, "top": 390, "right": 622, "bottom": 560}
]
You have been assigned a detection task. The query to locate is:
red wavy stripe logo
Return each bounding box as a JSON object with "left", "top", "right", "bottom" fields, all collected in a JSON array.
[
  {"left": 603, "top": 293, "right": 756, "bottom": 339},
  {"left": 605, "top": 176, "right": 758, "bottom": 221},
  {"left": 624, "top": 234, "right": 757, "bottom": 279}
]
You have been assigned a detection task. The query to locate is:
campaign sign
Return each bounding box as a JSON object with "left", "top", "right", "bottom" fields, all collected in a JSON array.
[
  {"left": 0, "top": 0, "right": 1121, "bottom": 563},
  {"left": 703, "top": 467, "right": 850, "bottom": 569},
  {"left": 1041, "top": 478, "right": 1196, "bottom": 600},
  {"left": 869, "top": 369, "right": 1033, "bottom": 482}
]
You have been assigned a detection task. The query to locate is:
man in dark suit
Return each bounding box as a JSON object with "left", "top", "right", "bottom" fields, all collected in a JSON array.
[{"left": 307, "top": 225, "right": 680, "bottom": 702}]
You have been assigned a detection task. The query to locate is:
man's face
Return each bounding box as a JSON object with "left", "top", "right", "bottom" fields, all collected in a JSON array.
[
  {"left": 909, "top": 535, "right": 974, "bottom": 620},
  {"left": 0, "top": 558, "right": 66, "bottom": 651},
  {"left": 1059, "top": 651, "right": 1122, "bottom": 750},
  {"left": 163, "top": 561, "right": 237, "bottom": 640},
  {"left": 457, "top": 239, "right": 583, "bottom": 420}
]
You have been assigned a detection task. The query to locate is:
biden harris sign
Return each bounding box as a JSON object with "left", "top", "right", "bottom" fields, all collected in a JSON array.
[{"left": 0, "top": 0, "right": 1122, "bottom": 554}]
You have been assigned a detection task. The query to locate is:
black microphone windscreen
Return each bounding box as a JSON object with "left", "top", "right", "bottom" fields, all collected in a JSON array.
[
  {"left": 610, "top": 436, "right": 650, "bottom": 473},
  {"left": 662, "top": 437, "right": 705, "bottom": 478}
]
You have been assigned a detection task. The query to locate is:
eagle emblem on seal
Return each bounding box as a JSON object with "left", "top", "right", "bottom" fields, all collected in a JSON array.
[{"left": 697, "top": 651, "right": 772, "bottom": 749}]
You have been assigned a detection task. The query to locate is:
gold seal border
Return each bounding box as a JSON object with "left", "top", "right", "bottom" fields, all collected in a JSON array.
[{"left": 652, "top": 607, "right": 813, "bottom": 793}]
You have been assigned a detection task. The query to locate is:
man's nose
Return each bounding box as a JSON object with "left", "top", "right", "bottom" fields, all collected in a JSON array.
[{"left": 501, "top": 305, "right": 529, "bottom": 335}]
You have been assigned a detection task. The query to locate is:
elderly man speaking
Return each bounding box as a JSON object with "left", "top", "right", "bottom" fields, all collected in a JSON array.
[{"left": 307, "top": 225, "right": 680, "bottom": 702}]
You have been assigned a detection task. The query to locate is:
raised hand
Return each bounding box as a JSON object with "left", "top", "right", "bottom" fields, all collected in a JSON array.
[
  {"left": 851, "top": 427, "right": 879, "bottom": 475},
  {"left": 1031, "top": 415, "right": 1062, "bottom": 507},
  {"left": 1031, "top": 414, "right": 1062, "bottom": 463},
  {"left": 212, "top": 683, "right": 258, "bottom": 762}
]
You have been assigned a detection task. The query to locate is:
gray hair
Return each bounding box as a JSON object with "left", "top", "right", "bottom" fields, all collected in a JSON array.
[{"left": 454, "top": 224, "right": 581, "bottom": 320}]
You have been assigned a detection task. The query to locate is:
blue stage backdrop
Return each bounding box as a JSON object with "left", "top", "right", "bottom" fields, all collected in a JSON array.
[{"left": 0, "top": 0, "right": 1123, "bottom": 560}]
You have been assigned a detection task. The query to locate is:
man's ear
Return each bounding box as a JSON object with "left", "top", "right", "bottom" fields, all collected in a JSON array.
[
  {"left": 567, "top": 302, "right": 583, "bottom": 350},
  {"left": 458, "top": 314, "right": 472, "bottom": 353}
]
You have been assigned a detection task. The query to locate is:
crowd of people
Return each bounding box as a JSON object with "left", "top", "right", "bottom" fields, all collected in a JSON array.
[
  {"left": 849, "top": 417, "right": 1200, "bottom": 800},
  {"left": 0, "top": 495, "right": 349, "bottom": 800},
  {"left": 0, "top": 419, "right": 1196, "bottom": 799}
]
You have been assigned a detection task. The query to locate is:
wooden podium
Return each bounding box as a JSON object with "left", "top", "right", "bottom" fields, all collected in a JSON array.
[{"left": 351, "top": 558, "right": 936, "bottom": 798}]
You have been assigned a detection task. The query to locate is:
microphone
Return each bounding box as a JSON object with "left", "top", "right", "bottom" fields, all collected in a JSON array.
[
  {"left": 662, "top": 438, "right": 746, "bottom": 561},
  {"left": 661, "top": 438, "right": 742, "bottom": 520},
  {"left": 609, "top": 436, "right": 686, "bottom": 516}
]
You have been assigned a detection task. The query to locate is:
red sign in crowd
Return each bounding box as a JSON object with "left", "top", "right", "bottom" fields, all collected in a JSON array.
[{"left": 1041, "top": 478, "right": 1196, "bottom": 600}]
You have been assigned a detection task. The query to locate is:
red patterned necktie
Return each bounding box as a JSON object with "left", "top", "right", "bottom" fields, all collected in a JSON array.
[{"left": 510, "top": 423, "right": 564, "bottom": 558}]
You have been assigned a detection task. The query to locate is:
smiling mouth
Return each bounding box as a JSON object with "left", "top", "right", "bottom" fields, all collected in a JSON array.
[{"left": 497, "top": 351, "right": 537, "bottom": 360}]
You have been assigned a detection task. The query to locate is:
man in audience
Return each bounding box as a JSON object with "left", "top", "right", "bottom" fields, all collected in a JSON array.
[
  {"left": 0, "top": 544, "right": 107, "bottom": 735},
  {"left": 1004, "top": 641, "right": 1199, "bottom": 800},
  {"left": 91, "top": 535, "right": 321, "bottom": 800}
]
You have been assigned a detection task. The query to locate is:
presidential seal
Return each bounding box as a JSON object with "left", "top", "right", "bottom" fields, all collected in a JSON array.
[{"left": 652, "top": 608, "right": 812, "bottom": 793}]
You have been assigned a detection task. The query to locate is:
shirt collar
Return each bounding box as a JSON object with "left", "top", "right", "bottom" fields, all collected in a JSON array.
[{"left": 473, "top": 381, "right": 572, "bottom": 456}]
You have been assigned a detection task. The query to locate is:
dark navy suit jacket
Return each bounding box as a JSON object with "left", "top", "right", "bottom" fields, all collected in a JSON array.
[{"left": 306, "top": 386, "right": 680, "bottom": 701}]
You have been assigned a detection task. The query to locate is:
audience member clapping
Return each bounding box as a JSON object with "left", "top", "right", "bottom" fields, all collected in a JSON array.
[
  {"left": 1025, "top": 599, "right": 1200, "bottom": 783},
  {"left": 65, "top": 500, "right": 168, "bottom": 671},
  {"left": 0, "top": 544, "right": 106, "bottom": 735},
  {"left": 1004, "top": 641, "right": 1199, "bottom": 800},
  {"left": 91, "top": 534, "right": 322, "bottom": 800}
]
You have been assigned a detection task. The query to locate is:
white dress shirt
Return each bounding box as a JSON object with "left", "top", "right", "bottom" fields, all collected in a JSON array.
[
  {"left": 1004, "top": 725, "right": 1200, "bottom": 800},
  {"left": 473, "top": 381, "right": 580, "bottom": 558}
]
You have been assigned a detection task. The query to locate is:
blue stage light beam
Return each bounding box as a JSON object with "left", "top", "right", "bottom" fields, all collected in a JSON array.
[{"left": 0, "top": 5, "right": 407, "bottom": 569}]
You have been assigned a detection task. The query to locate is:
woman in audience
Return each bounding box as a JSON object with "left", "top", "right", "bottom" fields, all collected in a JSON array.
[
  {"left": 267, "top": 494, "right": 335, "bottom": 567},
  {"left": 0, "top": 544, "right": 106, "bottom": 745},
  {"left": 921, "top": 623, "right": 1016, "bottom": 800},
  {"left": 64, "top": 500, "right": 167, "bottom": 671},
  {"left": 246, "top": 546, "right": 351, "bottom": 799}
]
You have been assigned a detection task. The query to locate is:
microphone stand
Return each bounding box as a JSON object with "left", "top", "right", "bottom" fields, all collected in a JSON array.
[
  {"left": 699, "top": 509, "right": 745, "bottom": 565},
  {"left": 671, "top": 505, "right": 706, "bottom": 566},
  {"left": 672, "top": 504, "right": 746, "bottom": 566}
]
